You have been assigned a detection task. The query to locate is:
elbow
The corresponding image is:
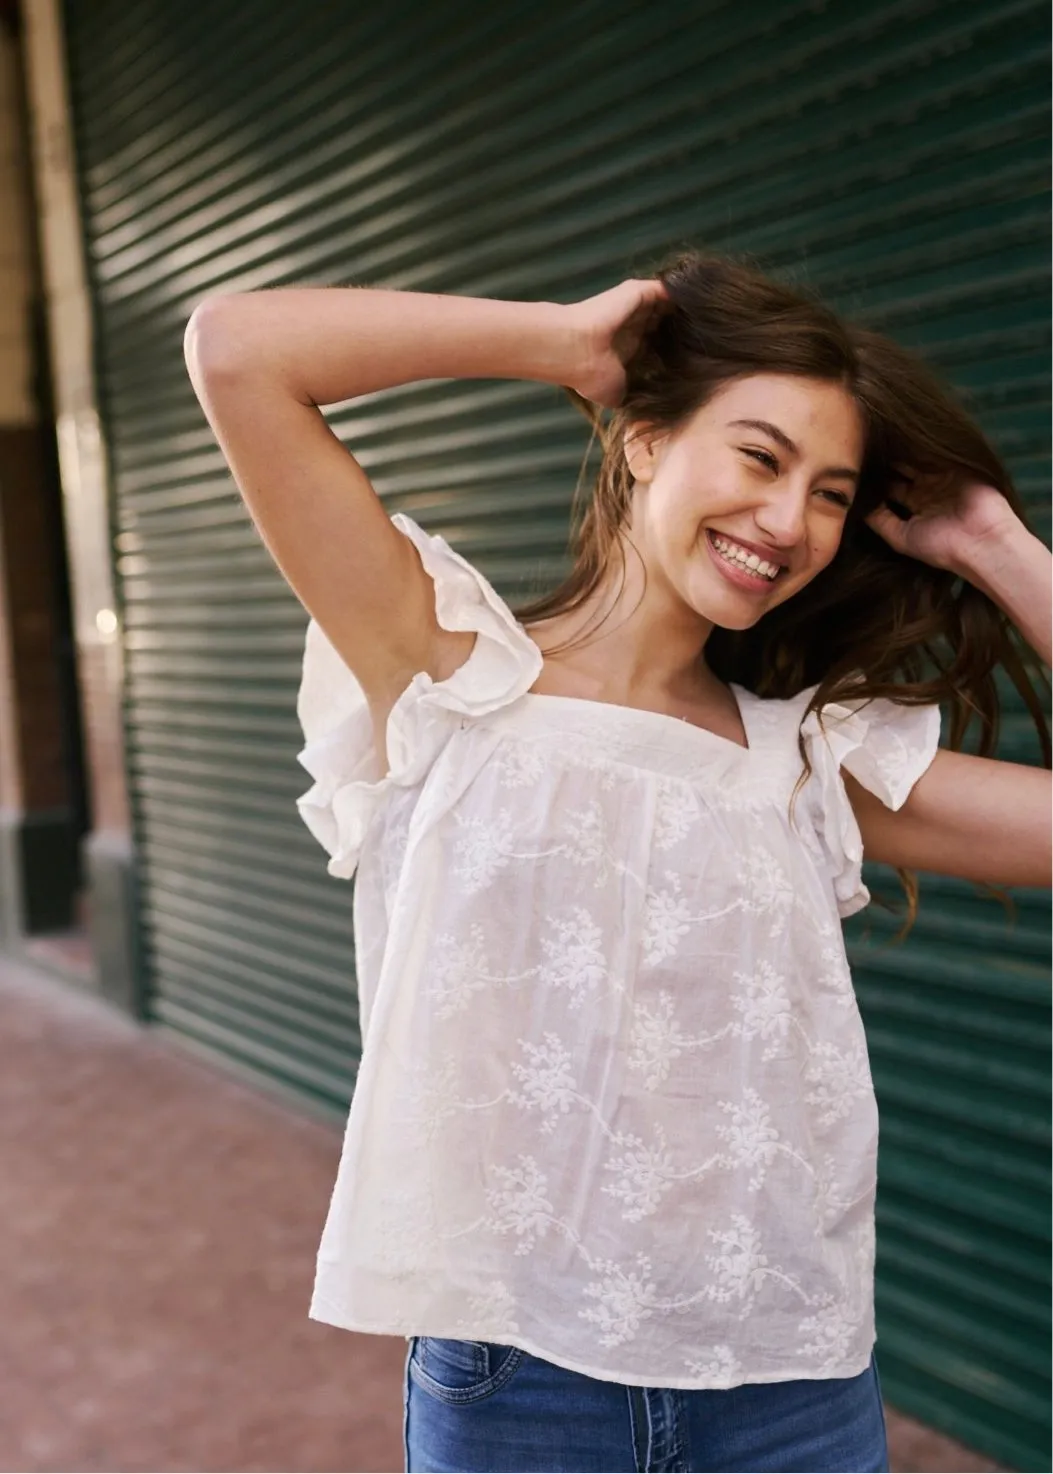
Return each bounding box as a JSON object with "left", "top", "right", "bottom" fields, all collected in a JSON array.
[{"left": 184, "top": 294, "right": 254, "bottom": 388}]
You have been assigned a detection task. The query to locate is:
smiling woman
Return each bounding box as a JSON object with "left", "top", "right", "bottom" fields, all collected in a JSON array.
[
  {"left": 184, "top": 250, "right": 1051, "bottom": 1474},
  {"left": 517, "top": 253, "right": 1051, "bottom": 921}
]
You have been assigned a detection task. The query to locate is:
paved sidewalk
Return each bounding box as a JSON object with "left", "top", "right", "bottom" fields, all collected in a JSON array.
[{"left": 0, "top": 957, "right": 1005, "bottom": 1473}]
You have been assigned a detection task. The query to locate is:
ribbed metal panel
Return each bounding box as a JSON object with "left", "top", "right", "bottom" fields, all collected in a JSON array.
[{"left": 63, "top": 1, "right": 1049, "bottom": 1465}]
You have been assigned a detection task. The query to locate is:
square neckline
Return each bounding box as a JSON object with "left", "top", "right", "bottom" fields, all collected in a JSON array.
[{"left": 520, "top": 684, "right": 754, "bottom": 756}]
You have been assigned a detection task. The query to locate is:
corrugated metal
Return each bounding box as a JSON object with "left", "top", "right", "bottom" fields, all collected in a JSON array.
[{"left": 62, "top": 0, "right": 1049, "bottom": 1465}]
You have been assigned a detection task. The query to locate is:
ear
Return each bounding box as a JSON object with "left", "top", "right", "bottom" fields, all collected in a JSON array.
[{"left": 623, "top": 422, "right": 663, "bottom": 483}]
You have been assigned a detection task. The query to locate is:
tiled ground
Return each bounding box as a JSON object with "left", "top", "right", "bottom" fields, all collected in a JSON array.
[{"left": 0, "top": 956, "right": 1007, "bottom": 1473}]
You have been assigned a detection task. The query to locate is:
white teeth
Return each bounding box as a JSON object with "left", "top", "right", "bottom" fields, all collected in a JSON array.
[{"left": 711, "top": 534, "right": 780, "bottom": 581}]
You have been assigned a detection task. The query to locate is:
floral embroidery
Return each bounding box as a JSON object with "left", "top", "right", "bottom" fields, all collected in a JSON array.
[
  {"left": 456, "top": 1279, "right": 521, "bottom": 1334},
  {"left": 400, "top": 1057, "right": 466, "bottom": 1142},
  {"left": 509, "top": 1033, "right": 579, "bottom": 1133},
  {"left": 453, "top": 808, "right": 516, "bottom": 893},
  {"left": 642, "top": 874, "right": 694, "bottom": 966},
  {"left": 804, "top": 1041, "right": 872, "bottom": 1126},
  {"left": 653, "top": 780, "right": 701, "bottom": 851},
  {"left": 716, "top": 1087, "right": 794, "bottom": 1192},
  {"left": 429, "top": 924, "right": 537, "bottom": 1019},
  {"left": 601, "top": 1125, "right": 678, "bottom": 1222},
  {"left": 627, "top": 990, "right": 733, "bottom": 1090},
  {"left": 539, "top": 906, "right": 610, "bottom": 1008},
  {"left": 684, "top": 1344, "right": 744, "bottom": 1383},
  {"left": 429, "top": 924, "right": 491, "bottom": 1019},
  {"left": 798, "top": 1294, "right": 862, "bottom": 1371},
  {"left": 484, "top": 1155, "right": 553, "bottom": 1256},
  {"left": 560, "top": 800, "right": 634, "bottom": 885},
  {"left": 495, "top": 740, "right": 546, "bottom": 789},
  {"left": 580, "top": 1254, "right": 659, "bottom": 1348},
  {"left": 736, "top": 844, "right": 796, "bottom": 937},
  {"left": 702, "top": 1214, "right": 808, "bottom": 1311},
  {"left": 729, "top": 961, "right": 796, "bottom": 1059}
]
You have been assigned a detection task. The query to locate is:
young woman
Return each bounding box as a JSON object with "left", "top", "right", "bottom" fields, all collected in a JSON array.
[{"left": 184, "top": 253, "right": 1051, "bottom": 1474}]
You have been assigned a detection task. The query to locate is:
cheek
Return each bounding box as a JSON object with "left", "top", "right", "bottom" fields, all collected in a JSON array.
[{"left": 810, "top": 514, "right": 848, "bottom": 561}]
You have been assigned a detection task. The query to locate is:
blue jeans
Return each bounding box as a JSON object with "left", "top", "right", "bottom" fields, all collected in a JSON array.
[{"left": 403, "top": 1337, "right": 889, "bottom": 1472}]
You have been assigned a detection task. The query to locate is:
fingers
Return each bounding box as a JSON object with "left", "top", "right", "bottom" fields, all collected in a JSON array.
[{"left": 864, "top": 503, "right": 910, "bottom": 551}]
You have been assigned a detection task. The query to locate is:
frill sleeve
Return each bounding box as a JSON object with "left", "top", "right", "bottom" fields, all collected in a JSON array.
[
  {"left": 798, "top": 687, "right": 942, "bottom": 918},
  {"left": 295, "top": 514, "right": 544, "bottom": 879}
]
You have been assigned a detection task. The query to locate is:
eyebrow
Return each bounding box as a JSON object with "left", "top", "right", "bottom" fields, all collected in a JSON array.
[{"left": 728, "top": 418, "right": 860, "bottom": 482}]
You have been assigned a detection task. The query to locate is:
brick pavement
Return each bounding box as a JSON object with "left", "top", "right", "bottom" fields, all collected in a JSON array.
[{"left": 0, "top": 957, "right": 1006, "bottom": 1473}]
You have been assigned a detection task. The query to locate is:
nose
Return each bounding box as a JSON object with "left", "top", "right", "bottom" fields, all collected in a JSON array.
[{"left": 753, "top": 478, "right": 809, "bottom": 550}]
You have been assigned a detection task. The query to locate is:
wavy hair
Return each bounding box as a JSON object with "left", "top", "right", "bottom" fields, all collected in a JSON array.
[{"left": 517, "top": 252, "right": 1051, "bottom": 936}]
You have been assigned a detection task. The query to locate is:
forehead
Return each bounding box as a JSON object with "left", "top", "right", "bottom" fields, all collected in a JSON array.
[{"left": 699, "top": 374, "right": 864, "bottom": 461}]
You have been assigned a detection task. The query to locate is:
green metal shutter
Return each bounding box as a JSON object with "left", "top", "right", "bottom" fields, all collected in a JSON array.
[{"left": 63, "top": 1, "right": 1049, "bottom": 1466}]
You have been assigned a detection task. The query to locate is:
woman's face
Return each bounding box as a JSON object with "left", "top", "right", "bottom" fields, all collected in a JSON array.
[{"left": 626, "top": 373, "right": 865, "bottom": 630}]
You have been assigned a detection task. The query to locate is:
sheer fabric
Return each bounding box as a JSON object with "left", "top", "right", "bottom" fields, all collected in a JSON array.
[{"left": 297, "top": 515, "right": 941, "bottom": 1389}]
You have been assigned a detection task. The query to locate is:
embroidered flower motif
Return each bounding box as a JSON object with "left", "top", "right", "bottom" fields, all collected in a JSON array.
[
  {"left": 539, "top": 907, "right": 609, "bottom": 1007},
  {"left": 627, "top": 991, "right": 693, "bottom": 1090},
  {"left": 494, "top": 740, "right": 546, "bottom": 789},
  {"left": 704, "top": 1214, "right": 769, "bottom": 1306},
  {"left": 429, "top": 925, "right": 538, "bottom": 1019},
  {"left": 701, "top": 1214, "right": 806, "bottom": 1312},
  {"left": 812, "top": 1151, "right": 851, "bottom": 1231},
  {"left": 561, "top": 799, "right": 627, "bottom": 885},
  {"left": 714, "top": 1088, "right": 783, "bottom": 1192},
  {"left": 798, "top": 1294, "right": 861, "bottom": 1370},
  {"left": 642, "top": 873, "right": 693, "bottom": 966},
  {"left": 729, "top": 961, "right": 795, "bottom": 1059},
  {"left": 509, "top": 1033, "right": 579, "bottom": 1133},
  {"left": 601, "top": 1125, "right": 677, "bottom": 1221},
  {"left": 484, "top": 1155, "right": 552, "bottom": 1256},
  {"left": 401, "top": 1057, "right": 465, "bottom": 1141},
  {"left": 580, "top": 1254, "right": 658, "bottom": 1347},
  {"left": 372, "top": 1184, "right": 438, "bottom": 1281},
  {"left": 736, "top": 845, "right": 796, "bottom": 937},
  {"left": 813, "top": 918, "right": 855, "bottom": 1007},
  {"left": 804, "top": 1041, "right": 872, "bottom": 1126},
  {"left": 453, "top": 808, "right": 516, "bottom": 893},
  {"left": 456, "top": 1279, "right": 521, "bottom": 1334},
  {"left": 653, "top": 781, "right": 701, "bottom": 851},
  {"left": 430, "top": 923, "right": 491, "bottom": 1019},
  {"left": 563, "top": 800, "right": 605, "bottom": 865},
  {"left": 684, "top": 1344, "right": 743, "bottom": 1384}
]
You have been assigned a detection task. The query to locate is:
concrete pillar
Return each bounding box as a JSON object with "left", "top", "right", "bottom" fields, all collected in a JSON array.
[
  {"left": 0, "top": 10, "right": 80, "bottom": 940},
  {"left": 19, "top": 0, "right": 140, "bottom": 1012}
]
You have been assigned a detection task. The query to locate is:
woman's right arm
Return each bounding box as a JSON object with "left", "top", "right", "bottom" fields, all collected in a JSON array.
[
  {"left": 183, "top": 281, "right": 666, "bottom": 724},
  {"left": 184, "top": 289, "right": 579, "bottom": 714}
]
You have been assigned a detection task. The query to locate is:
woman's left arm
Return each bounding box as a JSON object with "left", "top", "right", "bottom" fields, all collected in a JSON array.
[
  {"left": 952, "top": 515, "right": 1052, "bottom": 666},
  {"left": 844, "top": 751, "right": 1050, "bottom": 888},
  {"left": 851, "top": 486, "right": 1052, "bottom": 888}
]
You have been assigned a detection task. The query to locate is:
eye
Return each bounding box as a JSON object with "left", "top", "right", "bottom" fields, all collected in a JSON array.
[
  {"left": 744, "top": 447, "right": 779, "bottom": 473},
  {"left": 818, "top": 489, "right": 853, "bottom": 508}
]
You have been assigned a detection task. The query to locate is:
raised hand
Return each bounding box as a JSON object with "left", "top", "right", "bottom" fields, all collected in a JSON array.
[
  {"left": 864, "top": 472, "right": 1022, "bottom": 577},
  {"left": 564, "top": 278, "right": 671, "bottom": 409}
]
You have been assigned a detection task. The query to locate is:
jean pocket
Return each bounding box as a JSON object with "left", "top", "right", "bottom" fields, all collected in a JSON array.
[{"left": 408, "top": 1336, "right": 524, "bottom": 1404}]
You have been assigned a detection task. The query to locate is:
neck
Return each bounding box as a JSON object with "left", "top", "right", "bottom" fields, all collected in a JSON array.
[{"left": 530, "top": 538, "right": 720, "bottom": 706}]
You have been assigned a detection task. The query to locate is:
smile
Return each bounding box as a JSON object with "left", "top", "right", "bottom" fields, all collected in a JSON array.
[{"left": 705, "top": 530, "right": 787, "bottom": 588}]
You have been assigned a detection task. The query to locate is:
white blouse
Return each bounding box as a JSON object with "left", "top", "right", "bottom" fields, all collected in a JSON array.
[{"left": 296, "top": 514, "right": 941, "bottom": 1390}]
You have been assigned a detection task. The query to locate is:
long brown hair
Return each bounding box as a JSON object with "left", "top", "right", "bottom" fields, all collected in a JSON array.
[{"left": 517, "top": 251, "right": 1051, "bottom": 936}]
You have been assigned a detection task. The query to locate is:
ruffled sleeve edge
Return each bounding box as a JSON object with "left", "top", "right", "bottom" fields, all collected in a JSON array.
[
  {"left": 799, "top": 690, "right": 942, "bottom": 919},
  {"left": 295, "top": 514, "right": 544, "bottom": 880}
]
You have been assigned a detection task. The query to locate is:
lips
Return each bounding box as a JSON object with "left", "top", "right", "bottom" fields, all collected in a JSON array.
[
  {"left": 703, "top": 530, "right": 787, "bottom": 595},
  {"left": 706, "top": 530, "right": 790, "bottom": 569}
]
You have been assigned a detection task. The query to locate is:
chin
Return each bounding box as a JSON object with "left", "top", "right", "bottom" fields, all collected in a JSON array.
[{"left": 681, "top": 575, "right": 776, "bottom": 632}]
